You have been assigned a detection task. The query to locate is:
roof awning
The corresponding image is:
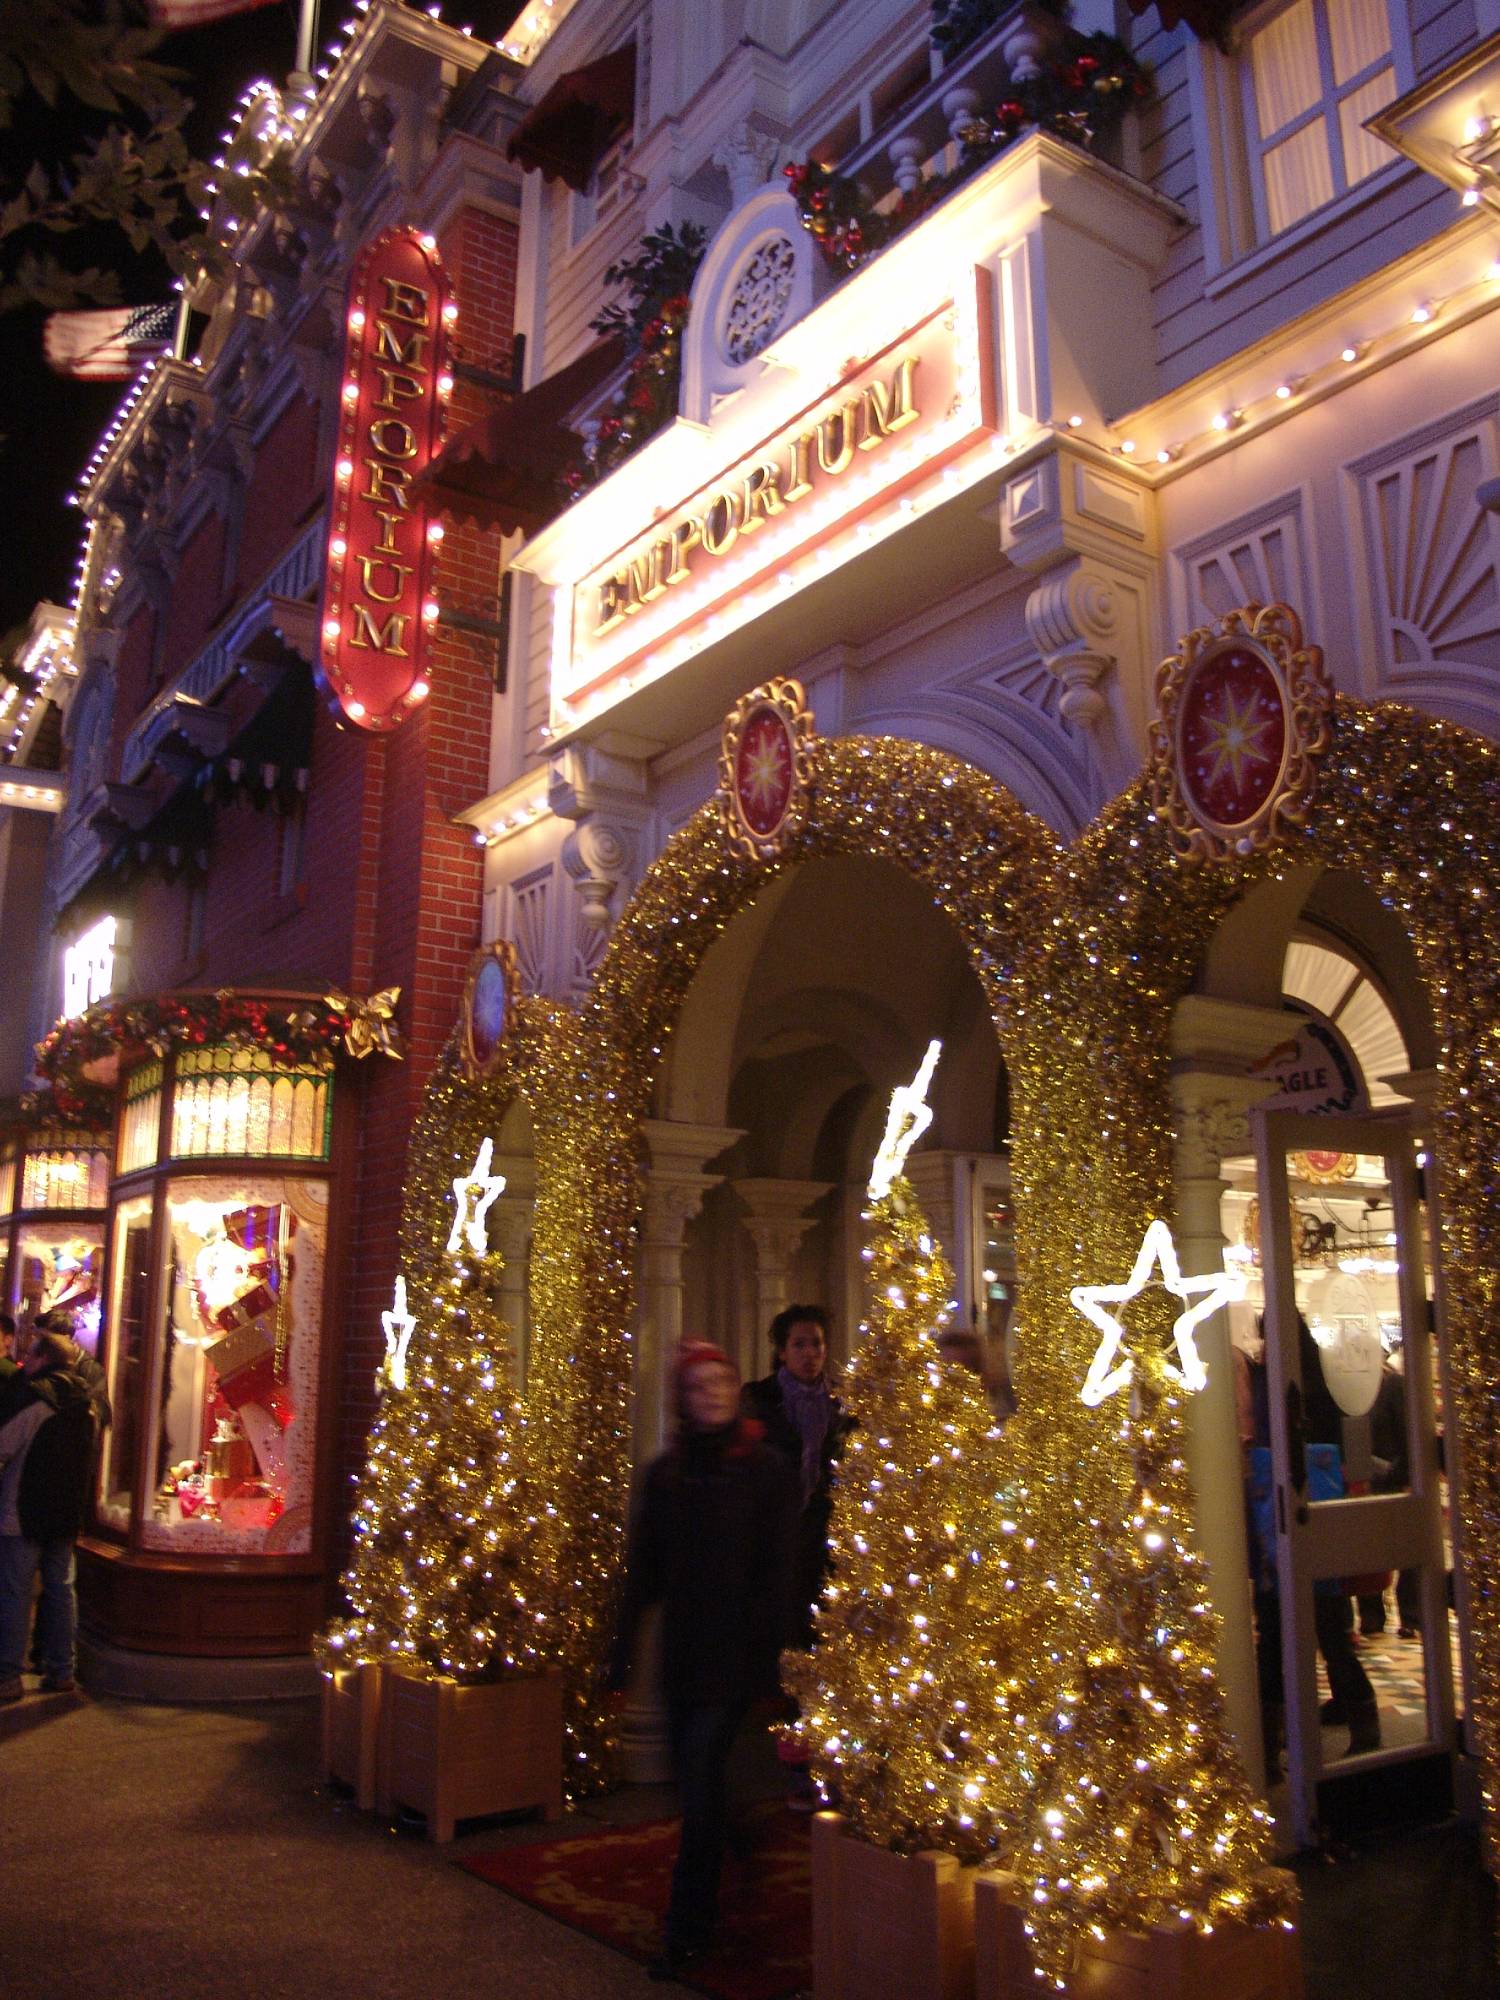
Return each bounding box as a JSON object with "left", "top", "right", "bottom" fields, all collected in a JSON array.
[
  {"left": 419, "top": 334, "right": 626, "bottom": 539},
  {"left": 1120, "top": 0, "right": 1233, "bottom": 39},
  {"left": 506, "top": 43, "right": 636, "bottom": 191}
]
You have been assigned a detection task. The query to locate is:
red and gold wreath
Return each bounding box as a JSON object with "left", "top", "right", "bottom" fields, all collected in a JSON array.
[
  {"left": 1148, "top": 601, "right": 1333, "bottom": 863},
  {"left": 716, "top": 677, "right": 817, "bottom": 862}
]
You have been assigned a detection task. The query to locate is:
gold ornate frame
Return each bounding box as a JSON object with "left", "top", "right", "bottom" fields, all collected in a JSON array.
[
  {"left": 716, "top": 675, "right": 817, "bottom": 861},
  {"left": 459, "top": 937, "right": 520, "bottom": 1079},
  {"left": 1148, "top": 601, "right": 1333, "bottom": 862}
]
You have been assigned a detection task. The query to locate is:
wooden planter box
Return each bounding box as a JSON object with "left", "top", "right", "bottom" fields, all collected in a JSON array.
[
  {"left": 811, "top": 1810, "right": 978, "bottom": 2000},
  {"left": 974, "top": 1868, "right": 1305, "bottom": 1999},
  {"left": 319, "top": 1662, "right": 384, "bottom": 1811},
  {"left": 375, "top": 1664, "right": 564, "bottom": 1842}
]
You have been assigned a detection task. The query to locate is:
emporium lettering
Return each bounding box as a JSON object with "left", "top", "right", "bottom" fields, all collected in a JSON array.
[
  {"left": 347, "top": 273, "right": 435, "bottom": 658},
  {"left": 595, "top": 354, "right": 920, "bottom": 638}
]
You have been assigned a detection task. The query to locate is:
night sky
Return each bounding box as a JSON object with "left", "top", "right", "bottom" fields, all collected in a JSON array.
[{"left": 0, "top": 3, "right": 347, "bottom": 641}]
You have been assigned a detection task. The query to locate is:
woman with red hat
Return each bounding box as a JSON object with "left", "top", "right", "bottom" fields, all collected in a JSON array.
[{"left": 607, "top": 1339, "right": 798, "bottom": 1981}]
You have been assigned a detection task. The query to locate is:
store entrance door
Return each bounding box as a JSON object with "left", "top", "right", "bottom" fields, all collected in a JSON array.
[{"left": 1253, "top": 1109, "right": 1457, "bottom": 1848}]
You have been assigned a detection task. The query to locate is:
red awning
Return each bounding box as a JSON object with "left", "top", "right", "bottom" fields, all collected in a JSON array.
[
  {"left": 506, "top": 43, "right": 636, "bottom": 192},
  {"left": 419, "top": 335, "right": 627, "bottom": 539}
]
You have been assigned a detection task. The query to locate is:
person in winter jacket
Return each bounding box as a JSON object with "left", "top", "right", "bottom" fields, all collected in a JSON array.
[
  {"left": 607, "top": 1340, "right": 798, "bottom": 1980},
  {"left": 0, "top": 1330, "right": 102, "bottom": 1700},
  {"left": 739, "top": 1305, "right": 852, "bottom": 1646}
]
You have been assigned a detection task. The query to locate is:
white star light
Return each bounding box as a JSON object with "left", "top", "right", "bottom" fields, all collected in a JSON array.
[
  {"left": 1071, "top": 1218, "right": 1246, "bottom": 1407},
  {"left": 447, "top": 1136, "right": 506, "bottom": 1256},
  {"left": 380, "top": 1274, "right": 416, "bottom": 1392},
  {"left": 868, "top": 1039, "right": 942, "bottom": 1201}
]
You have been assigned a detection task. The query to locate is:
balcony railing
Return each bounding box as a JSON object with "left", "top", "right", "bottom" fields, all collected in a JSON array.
[{"left": 120, "top": 516, "right": 324, "bottom": 784}]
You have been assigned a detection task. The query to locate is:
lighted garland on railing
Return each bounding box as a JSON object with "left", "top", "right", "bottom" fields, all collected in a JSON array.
[
  {"left": 32, "top": 986, "right": 402, "bottom": 1123},
  {"left": 787, "top": 32, "right": 1150, "bottom": 272}
]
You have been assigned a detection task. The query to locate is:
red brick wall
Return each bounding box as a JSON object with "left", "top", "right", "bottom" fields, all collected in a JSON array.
[
  {"left": 92, "top": 199, "right": 520, "bottom": 1575},
  {"left": 159, "top": 515, "right": 229, "bottom": 678},
  {"left": 331, "top": 201, "right": 517, "bottom": 1522},
  {"left": 237, "top": 394, "right": 321, "bottom": 595},
  {"left": 105, "top": 604, "right": 158, "bottom": 778}
]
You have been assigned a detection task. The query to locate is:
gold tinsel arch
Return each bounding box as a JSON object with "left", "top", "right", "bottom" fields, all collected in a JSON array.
[
  {"left": 1018, "top": 694, "right": 1500, "bottom": 1851},
  {"left": 398, "top": 693, "right": 1500, "bottom": 1876},
  {"left": 398, "top": 997, "right": 639, "bottom": 1788}
]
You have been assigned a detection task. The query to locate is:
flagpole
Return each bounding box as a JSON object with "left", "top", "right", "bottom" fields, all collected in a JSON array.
[{"left": 295, "top": 0, "right": 320, "bottom": 79}]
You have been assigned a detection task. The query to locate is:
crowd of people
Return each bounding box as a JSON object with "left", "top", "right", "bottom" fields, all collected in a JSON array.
[{"left": 0, "top": 1309, "right": 110, "bottom": 1704}]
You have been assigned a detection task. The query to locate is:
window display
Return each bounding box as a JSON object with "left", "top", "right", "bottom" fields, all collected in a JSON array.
[
  {"left": 99, "top": 1194, "right": 152, "bottom": 1531},
  {"left": 15, "top": 1224, "right": 103, "bottom": 1353},
  {"left": 0, "top": 1143, "right": 16, "bottom": 1218},
  {"left": 140, "top": 1175, "right": 327, "bottom": 1555}
]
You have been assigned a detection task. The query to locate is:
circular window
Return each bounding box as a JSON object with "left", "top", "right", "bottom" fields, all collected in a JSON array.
[{"left": 721, "top": 234, "right": 798, "bottom": 366}]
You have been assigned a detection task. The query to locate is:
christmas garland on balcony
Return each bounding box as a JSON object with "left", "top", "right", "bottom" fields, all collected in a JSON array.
[
  {"left": 33, "top": 986, "right": 402, "bottom": 1124},
  {"left": 563, "top": 220, "right": 707, "bottom": 499},
  {"left": 788, "top": 32, "right": 1151, "bottom": 272}
]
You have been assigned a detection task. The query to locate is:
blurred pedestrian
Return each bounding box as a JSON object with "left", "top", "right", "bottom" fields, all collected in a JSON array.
[{"left": 607, "top": 1340, "right": 798, "bottom": 1981}]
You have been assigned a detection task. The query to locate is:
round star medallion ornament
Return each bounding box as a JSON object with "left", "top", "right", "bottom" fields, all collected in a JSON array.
[
  {"left": 1149, "top": 602, "right": 1333, "bottom": 862},
  {"left": 460, "top": 938, "right": 520, "bottom": 1079},
  {"left": 717, "top": 677, "right": 816, "bottom": 861}
]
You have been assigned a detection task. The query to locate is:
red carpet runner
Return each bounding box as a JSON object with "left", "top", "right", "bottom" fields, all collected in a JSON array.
[{"left": 458, "top": 1804, "right": 811, "bottom": 1999}]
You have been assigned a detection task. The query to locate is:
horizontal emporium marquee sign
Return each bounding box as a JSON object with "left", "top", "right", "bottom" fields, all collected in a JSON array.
[
  {"left": 320, "top": 227, "right": 456, "bottom": 732},
  {"left": 552, "top": 276, "right": 997, "bottom": 720}
]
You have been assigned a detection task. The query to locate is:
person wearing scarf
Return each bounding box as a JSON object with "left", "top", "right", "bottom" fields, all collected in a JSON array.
[
  {"left": 741, "top": 1305, "right": 852, "bottom": 1643},
  {"left": 607, "top": 1340, "right": 798, "bottom": 1981}
]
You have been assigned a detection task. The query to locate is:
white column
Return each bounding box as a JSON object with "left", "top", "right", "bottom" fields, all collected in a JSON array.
[
  {"left": 1169, "top": 1005, "right": 1284, "bottom": 1788},
  {"left": 621, "top": 1122, "right": 741, "bottom": 1781},
  {"left": 735, "top": 1177, "right": 832, "bottom": 1368}
]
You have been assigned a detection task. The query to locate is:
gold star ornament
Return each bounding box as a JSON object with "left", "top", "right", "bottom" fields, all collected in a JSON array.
[{"left": 1071, "top": 1218, "right": 1246, "bottom": 1406}]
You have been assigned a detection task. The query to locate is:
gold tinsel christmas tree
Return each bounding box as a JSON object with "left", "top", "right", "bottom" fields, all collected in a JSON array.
[
  {"left": 317, "top": 1139, "right": 552, "bottom": 1681},
  {"left": 785, "top": 1045, "right": 1019, "bottom": 1857},
  {"left": 1012, "top": 1221, "right": 1295, "bottom": 1985}
]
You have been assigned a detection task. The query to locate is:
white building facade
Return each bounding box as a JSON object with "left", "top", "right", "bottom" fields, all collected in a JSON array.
[{"left": 442, "top": 0, "right": 1500, "bottom": 1830}]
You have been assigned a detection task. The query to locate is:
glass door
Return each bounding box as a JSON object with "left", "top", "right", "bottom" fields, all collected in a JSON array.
[{"left": 1254, "top": 1108, "right": 1456, "bottom": 1847}]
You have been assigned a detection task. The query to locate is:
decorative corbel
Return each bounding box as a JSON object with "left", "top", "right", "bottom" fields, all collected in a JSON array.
[
  {"left": 1024, "top": 562, "right": 1119, "bottom": 729},
  {"left": 560, "top": 818, "right": 637, "bottom": 932}
]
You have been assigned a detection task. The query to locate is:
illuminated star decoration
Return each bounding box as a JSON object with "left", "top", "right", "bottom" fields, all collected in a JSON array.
[
  {"left": 380, "top": 1274, "right": 416, "bottom": 1392},
  {"left": 1071, "top": 1218, "right": 1246, "bottom": 1406},
  {"left": 1198, "top": 684, "right": 1277, "bottom": 793},
  {"left": 447, "top": 1137, "right": 506, "bottom": 1257},
  {"left": 868, "top": 1039, "right": 942, "bottom": 1201}
]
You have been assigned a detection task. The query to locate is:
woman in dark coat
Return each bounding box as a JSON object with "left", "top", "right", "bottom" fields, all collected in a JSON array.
[
  {"left": 608, "top": 1340, "right": 798, "bottom": 1980},
  {"left": 740, "top": 1304, "right": 852, "bottom": 1643}
]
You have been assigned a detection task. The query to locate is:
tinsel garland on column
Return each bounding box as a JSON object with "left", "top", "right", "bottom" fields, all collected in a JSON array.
[{"left": 784, "top": 1177, "right": 1016, "bottom": 1857}]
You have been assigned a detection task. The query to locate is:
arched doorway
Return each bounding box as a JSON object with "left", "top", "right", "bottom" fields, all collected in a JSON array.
[
  {"left": 1174, "top": 867, "right": 1459, "bottom": 1846},
  {"left": 655, "top": 853, "right": 1011, "bottom": 1387}
]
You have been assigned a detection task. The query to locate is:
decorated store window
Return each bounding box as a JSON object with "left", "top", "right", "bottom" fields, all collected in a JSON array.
[
  {"left": 20, "top": 1130, "right": 110, "bottom": 1210},
  {"left": 170, "top": 1046, "right": 333, "bottom": 1163},
  {"left": 118, "top": 1059, "right": 164, "bottom": 1174},
  {"left": 99, "top": 1193, "right": 152, "bottom": 1531},
  {"left": 141, "top": 1177, "right": 327, "bottom": 1555},
  {"left": 0, "top": 1142, "right": 16, "bottom": 1219},
  {"left": 15, "top": 1225, "right": 103, "bottom": 1354}
]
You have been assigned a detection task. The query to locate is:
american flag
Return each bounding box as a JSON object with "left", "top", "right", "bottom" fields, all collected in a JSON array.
[
  {"left": 43, "top": 304, "right": 177, "bottom": 382},
  {"left": 146, "top": 0, "right": 284, "bottom": 27}
]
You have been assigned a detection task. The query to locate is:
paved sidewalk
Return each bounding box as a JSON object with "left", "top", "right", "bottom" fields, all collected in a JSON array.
[{"left": 1, "top": 1688, "right": 1495, "bottom": 1999}]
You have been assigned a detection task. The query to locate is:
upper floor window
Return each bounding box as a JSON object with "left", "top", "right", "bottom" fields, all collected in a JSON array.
[
  {"left": 571, "top": 136, "right": 633, "bottom": 247},
  {"left": 1243, "top": 0, "right": 1398, "bottom": 236}
]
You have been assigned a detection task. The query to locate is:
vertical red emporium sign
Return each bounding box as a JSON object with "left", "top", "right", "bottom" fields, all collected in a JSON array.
[{"left": 320, "top": 227, "right": 455, "bottom": 730}]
